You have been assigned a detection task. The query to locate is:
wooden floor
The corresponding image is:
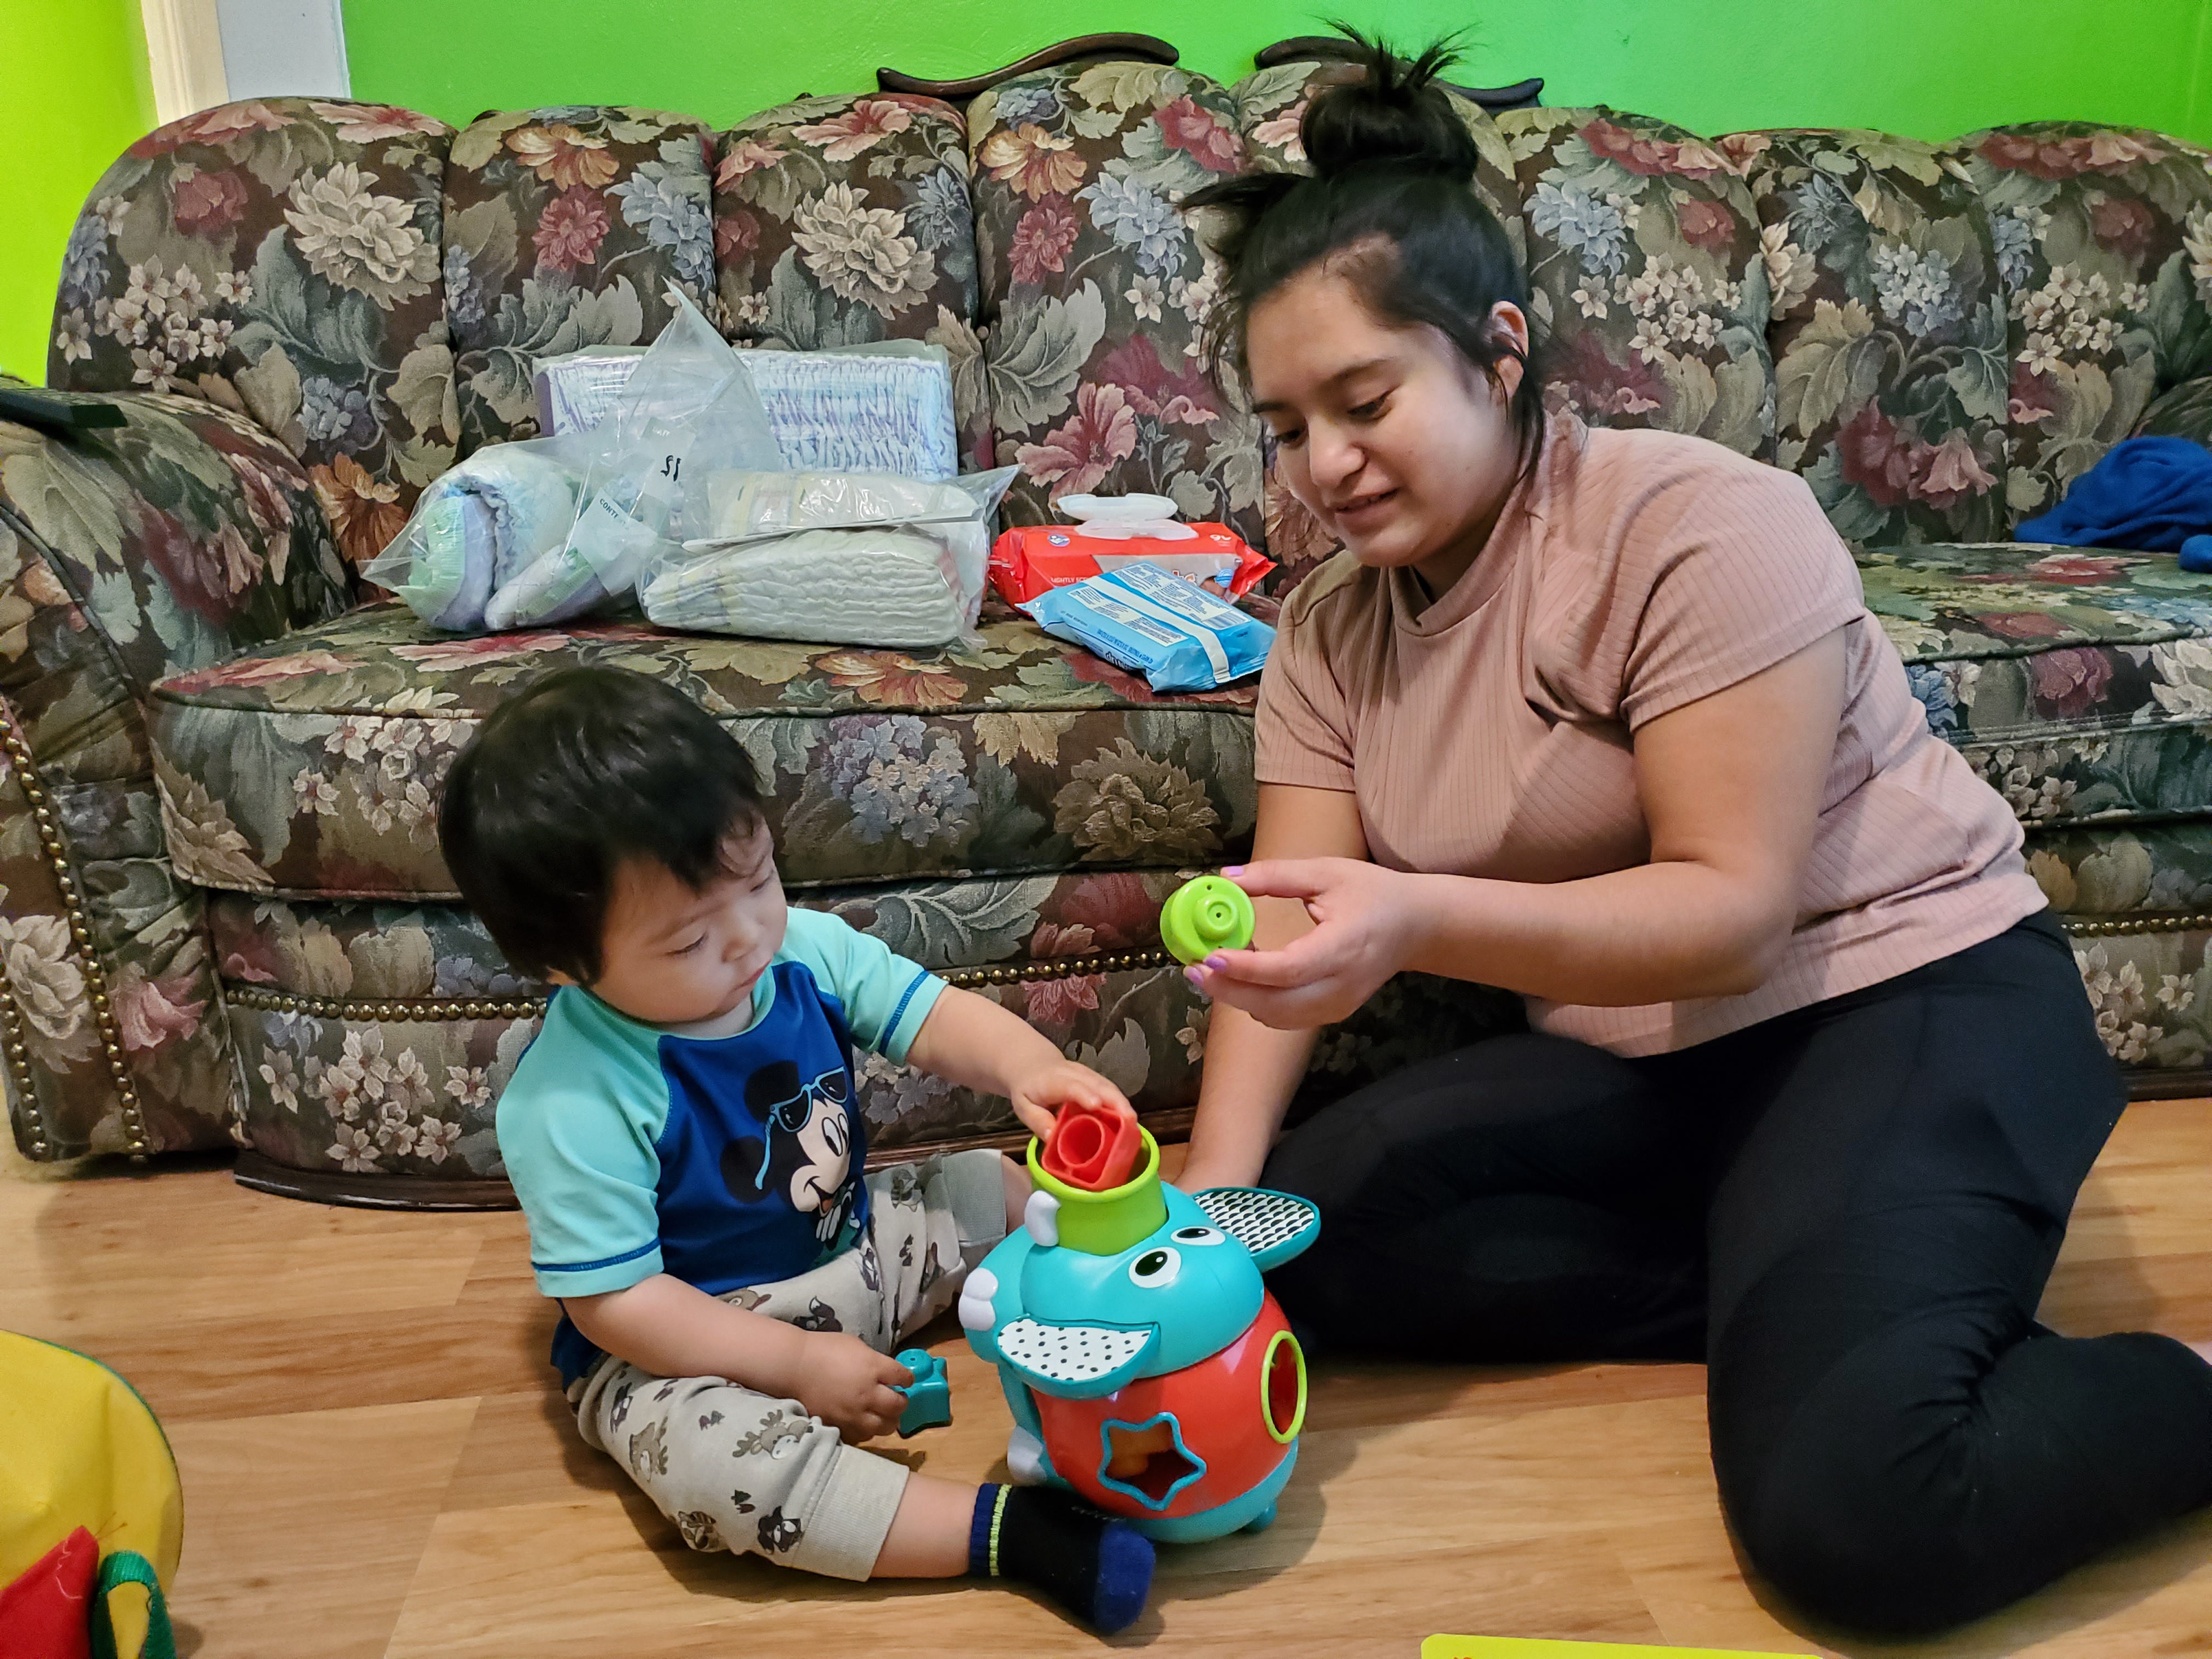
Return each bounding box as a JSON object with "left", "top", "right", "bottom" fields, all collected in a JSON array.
[{"left": 11, "top": 1105, "right": 2212, "bottom": 1659}]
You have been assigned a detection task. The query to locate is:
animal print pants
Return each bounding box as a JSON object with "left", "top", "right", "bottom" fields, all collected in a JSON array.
[{"left": 571, "top": 1148, "right": 1008, "bottom": 1579}]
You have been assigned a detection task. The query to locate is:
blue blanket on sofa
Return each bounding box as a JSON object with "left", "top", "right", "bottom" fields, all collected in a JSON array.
[{"left": 2017, "top": 437, "right": 2212, "bottom": 567}]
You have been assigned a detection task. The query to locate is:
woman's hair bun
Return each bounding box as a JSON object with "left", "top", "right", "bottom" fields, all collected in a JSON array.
[{"left": 1301, "top": 29, "right": 1481, "bottom": 182}]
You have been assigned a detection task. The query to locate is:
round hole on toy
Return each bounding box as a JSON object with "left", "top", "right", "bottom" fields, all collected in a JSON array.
[
  {"left": 1262, "top": 1329, "right": 1307, "bottom": 1444},
  {"left": 1127, "top": 1246, "right": 1181, "bottom": 1288},
  {"left": 1172, "top": 1225, "right": 1224, "bottom": 1246}
]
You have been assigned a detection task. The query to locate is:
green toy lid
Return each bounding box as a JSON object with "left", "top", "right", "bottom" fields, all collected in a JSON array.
[{"left": 1161, "top": 876, "right": 1255, "bottom": 965}]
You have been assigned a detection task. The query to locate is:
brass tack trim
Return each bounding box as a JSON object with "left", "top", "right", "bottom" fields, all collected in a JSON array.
[
  {"left": 227, "top": 985, "right": 551, "bottom": 1021},
  {"left": 0, "top": 986, "right": 45, "bottom": 1158},
  {"left": 0, "top": 709, "right": 149, "bottom": 1156},
  {"left": 222, "top": 951, "right": 1181, "bottom": 1022},
  {"left": 2063, "top": 912, "right": 2212, "bottom": 939}
]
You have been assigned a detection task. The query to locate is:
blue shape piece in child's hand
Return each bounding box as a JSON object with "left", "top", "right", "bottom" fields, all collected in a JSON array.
[
  {"left": 2182, "top": 534, "right": 2212, "bottom": 573},
  {"left": 893, "top": 1347, "right": 952, "bottom": 1436}
]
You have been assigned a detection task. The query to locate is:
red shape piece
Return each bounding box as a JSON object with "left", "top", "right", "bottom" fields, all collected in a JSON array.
[
  {"left": 1040, "top": 1100, "right": 1142, "bottom": 1192},
  {"left": 0, "top": 1525, "right": 99, "bottom": 1659}
]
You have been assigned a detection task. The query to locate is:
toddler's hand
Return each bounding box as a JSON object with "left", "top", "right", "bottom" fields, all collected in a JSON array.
[
  {"left": 794, "top": 1332, "right": 911, "bottom": 1443},
  {"left": 1008, "top": 1059, "right": 1132, "bottom": 1143}
]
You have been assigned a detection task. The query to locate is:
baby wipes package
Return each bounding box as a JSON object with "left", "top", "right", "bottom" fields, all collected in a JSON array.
[
  {"left": 1022, "top": 563, "right": 1274, "bottom": 693},
  {"left": 989, "top": 493, "right": 1272, "bottom": 606}
]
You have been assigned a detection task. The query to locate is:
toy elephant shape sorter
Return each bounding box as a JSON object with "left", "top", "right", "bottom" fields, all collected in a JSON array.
[{"left": 960, "top": 1126, "right": 1320, "bottom": 1542}]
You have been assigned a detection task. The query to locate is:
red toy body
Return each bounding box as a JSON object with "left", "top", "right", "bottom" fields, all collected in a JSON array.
[{"left": 1028, "top": 1293, "right": 1304, "bottom": 1525}]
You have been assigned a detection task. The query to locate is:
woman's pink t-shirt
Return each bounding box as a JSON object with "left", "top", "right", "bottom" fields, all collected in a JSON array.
[{"left": 1255, "top": 413, "right": 2049, "bottom": 1056}]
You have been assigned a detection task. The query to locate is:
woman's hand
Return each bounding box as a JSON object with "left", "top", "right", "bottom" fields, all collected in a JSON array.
[
  {"left": 1006, "top": 1058, "right": 1132, "bottom": 1143},
  {"left": 1185, "top": 857, "right": 1427, "bottom": 1029}
]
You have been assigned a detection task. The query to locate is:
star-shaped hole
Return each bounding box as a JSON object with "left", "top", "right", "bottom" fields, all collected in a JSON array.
[{"left": 1100, "top": 1415, "right": 1203, "bottom": 1504}]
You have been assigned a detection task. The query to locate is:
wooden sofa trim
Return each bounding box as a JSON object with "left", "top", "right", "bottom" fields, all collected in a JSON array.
[{"left": 877, "top": 33, "right": 1177, "bottom": 99}]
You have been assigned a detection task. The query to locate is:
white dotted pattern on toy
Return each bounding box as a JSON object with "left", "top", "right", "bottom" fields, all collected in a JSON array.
[
  {"left": 1195, "top": 1188, "right": 1317, "bottom": 1257},
  {"left": 997, "top": 1318, "right": 1152, "bottom": 1383}
]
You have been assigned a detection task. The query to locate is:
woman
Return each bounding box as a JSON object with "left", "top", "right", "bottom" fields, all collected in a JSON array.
[{"left": 1176, "top": 37, "right": 2212, "bottom": 1635}]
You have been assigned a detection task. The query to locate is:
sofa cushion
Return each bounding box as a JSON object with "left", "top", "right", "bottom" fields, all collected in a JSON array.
[
  {"left": 711, "top": 95, "right": 993, "bottom": 470},
  {"left": 207, "top": 882, "right": 1524, "bottom": 1182},
  {"left": 1731, "top": 129, "right": 2011, "bottom": 545},
  {"left": 1868, "top": 541, "right": 2212, "bottom": 831},
  {"left": 444, "top": 106, "right": 718, "bottom": 455},
  {"left": 47, "top": 98, "right": 457, "bottom": 568},
  {"left": 1492, "top": 106, "right": 1773, "bottom": 458},
  {"left": 145, "top": 604, "right": 1256, "bottom": 901},
  {"left": 1944, "top": 123, "right": 2212, "bottom": 530},
  {"left": 967, "top": 62, "right": 1264, "bottom": 544}
]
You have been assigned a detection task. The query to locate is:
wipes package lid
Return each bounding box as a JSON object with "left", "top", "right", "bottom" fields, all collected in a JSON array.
[{"left": 1022, "top": 563, "right": 1274, "bottom": 693}]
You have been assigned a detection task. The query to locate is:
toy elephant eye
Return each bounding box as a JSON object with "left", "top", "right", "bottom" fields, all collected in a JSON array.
[
  {"left": 1127, "top": 1247, "right": 1182, "bottom": 1288},
  {"left": 1172, "top": 1226, "right": 1224, "bottom": 1246}
]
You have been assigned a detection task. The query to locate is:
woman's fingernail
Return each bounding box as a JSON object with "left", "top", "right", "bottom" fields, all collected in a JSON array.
[
  {"left": 1222, "top": 865, "right": 1245, "bottom": 876},
  {"left": 1204, "top": 954, "right": 1228, "bottom": 972}
]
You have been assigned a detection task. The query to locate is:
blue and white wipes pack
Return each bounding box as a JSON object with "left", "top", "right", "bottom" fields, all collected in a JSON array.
[{"left": 1022, "top": 562, "right": 1274, "bottom": 693}]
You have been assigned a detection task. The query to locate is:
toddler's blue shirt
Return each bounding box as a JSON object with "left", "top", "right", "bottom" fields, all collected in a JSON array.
[{"left": 495, "top": 907, "right": 946, "bottom": 1384}]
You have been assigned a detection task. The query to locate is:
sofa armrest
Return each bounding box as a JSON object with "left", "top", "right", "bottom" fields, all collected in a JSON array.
[
  {"left": 2133, "top": 376, "right": 2212, "bottom": 447},
  {"left": 0, "top": 384, "right": 354, "bottom": 1160}
]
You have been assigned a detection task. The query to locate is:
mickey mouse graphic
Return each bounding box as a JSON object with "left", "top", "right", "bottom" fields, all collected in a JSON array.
[{"left": 722, "top": 1057, "right": 859, "bottom": 1246}]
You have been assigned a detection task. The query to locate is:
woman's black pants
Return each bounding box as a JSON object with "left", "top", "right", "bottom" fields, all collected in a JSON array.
[{"left": 1261, "top": 913, "right": 2212, "bottom": 1634}]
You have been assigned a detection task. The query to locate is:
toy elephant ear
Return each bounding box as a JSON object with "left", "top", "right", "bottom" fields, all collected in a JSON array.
[{"left": 1192, "top": 1187, "right": 1320, "bottom": 1270}]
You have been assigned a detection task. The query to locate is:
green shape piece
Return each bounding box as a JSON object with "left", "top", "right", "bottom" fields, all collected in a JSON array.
[{"left": 1160, "top": 876, "right": 1256, "bottom": 965}]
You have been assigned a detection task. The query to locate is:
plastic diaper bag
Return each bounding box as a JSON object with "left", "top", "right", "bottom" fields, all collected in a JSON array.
[
  {"left": 1022, "top": 562, "right": 1274, "bottom": 692},
  {"left": 367, "top": 286, "right": 783, "bottom": 632},
  {"left": 641, "top": 465, "right": 1017, "bottom": 644},
  {"left": 486, "top": 287, "right": 783, "bottom": 630}
]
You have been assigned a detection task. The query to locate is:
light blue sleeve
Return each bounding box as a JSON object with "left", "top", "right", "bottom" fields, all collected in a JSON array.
[
  {"left": 780, "top": 906, "right": 947, "bottom": 1063},
  {"left": 494, "top": 990, "right": 674, "bottom": 1300}
]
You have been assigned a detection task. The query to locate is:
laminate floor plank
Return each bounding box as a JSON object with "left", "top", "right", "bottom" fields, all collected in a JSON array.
[{"left": 11, "top": 1100, "right": 2212, "bottom": 1657}]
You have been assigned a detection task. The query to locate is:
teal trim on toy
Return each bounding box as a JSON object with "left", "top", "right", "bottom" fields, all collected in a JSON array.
[{"left": 1093, "top": 1411, "right": 1209, "bottom": 1512}]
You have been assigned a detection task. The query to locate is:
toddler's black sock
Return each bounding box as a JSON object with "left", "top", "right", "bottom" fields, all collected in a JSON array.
[{"left": 967, "top": 1482, "right": 1154, "bottom": 1633}]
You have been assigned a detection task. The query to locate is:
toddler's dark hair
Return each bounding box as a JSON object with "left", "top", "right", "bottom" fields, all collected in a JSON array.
[
  {"left": 1184, "top": 27, "right": 1545, "bottom": 462},
  {"left": 437, "top": 665, "right": 767, "bottom": 984}
]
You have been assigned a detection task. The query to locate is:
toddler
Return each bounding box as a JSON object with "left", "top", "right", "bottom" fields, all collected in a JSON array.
[{"left": 438, "top": 665, "right": 1153, "bottom": 1631}]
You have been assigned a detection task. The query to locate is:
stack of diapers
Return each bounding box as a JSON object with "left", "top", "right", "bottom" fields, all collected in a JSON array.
[
  {"left": 641, "top": 466, "right": 1017, "bottom": 647},
  {"left": 738, "top": 346, "right": 958, "bottom": 481},
  {"left": 536, "top": 341, "right": 958, "bottom": 481},
  {"left": 370, "top": 287, "right": 785, "bottom": 631}
]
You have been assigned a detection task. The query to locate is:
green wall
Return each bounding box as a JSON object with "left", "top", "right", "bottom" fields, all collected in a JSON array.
[
  {"left": 0, "top": 1, "right": 157, "bottom": 382},
  {"left": 344, "top": 0, "right": 2212, "bottom": 145}
]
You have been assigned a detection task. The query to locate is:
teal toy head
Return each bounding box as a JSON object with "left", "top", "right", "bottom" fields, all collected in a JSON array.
[{"left": 961, "top": 1128, "right": 1321, "bottom": 1400}]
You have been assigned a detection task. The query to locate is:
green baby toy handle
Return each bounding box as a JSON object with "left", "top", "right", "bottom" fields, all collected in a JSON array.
[{"left": 1161, "top": 876, "right": 1256, "bottom": 965}]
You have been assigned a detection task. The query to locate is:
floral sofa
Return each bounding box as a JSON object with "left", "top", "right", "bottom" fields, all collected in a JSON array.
[{"left": 8, "top": 43, "right": 2212, "bottom": 1205}]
